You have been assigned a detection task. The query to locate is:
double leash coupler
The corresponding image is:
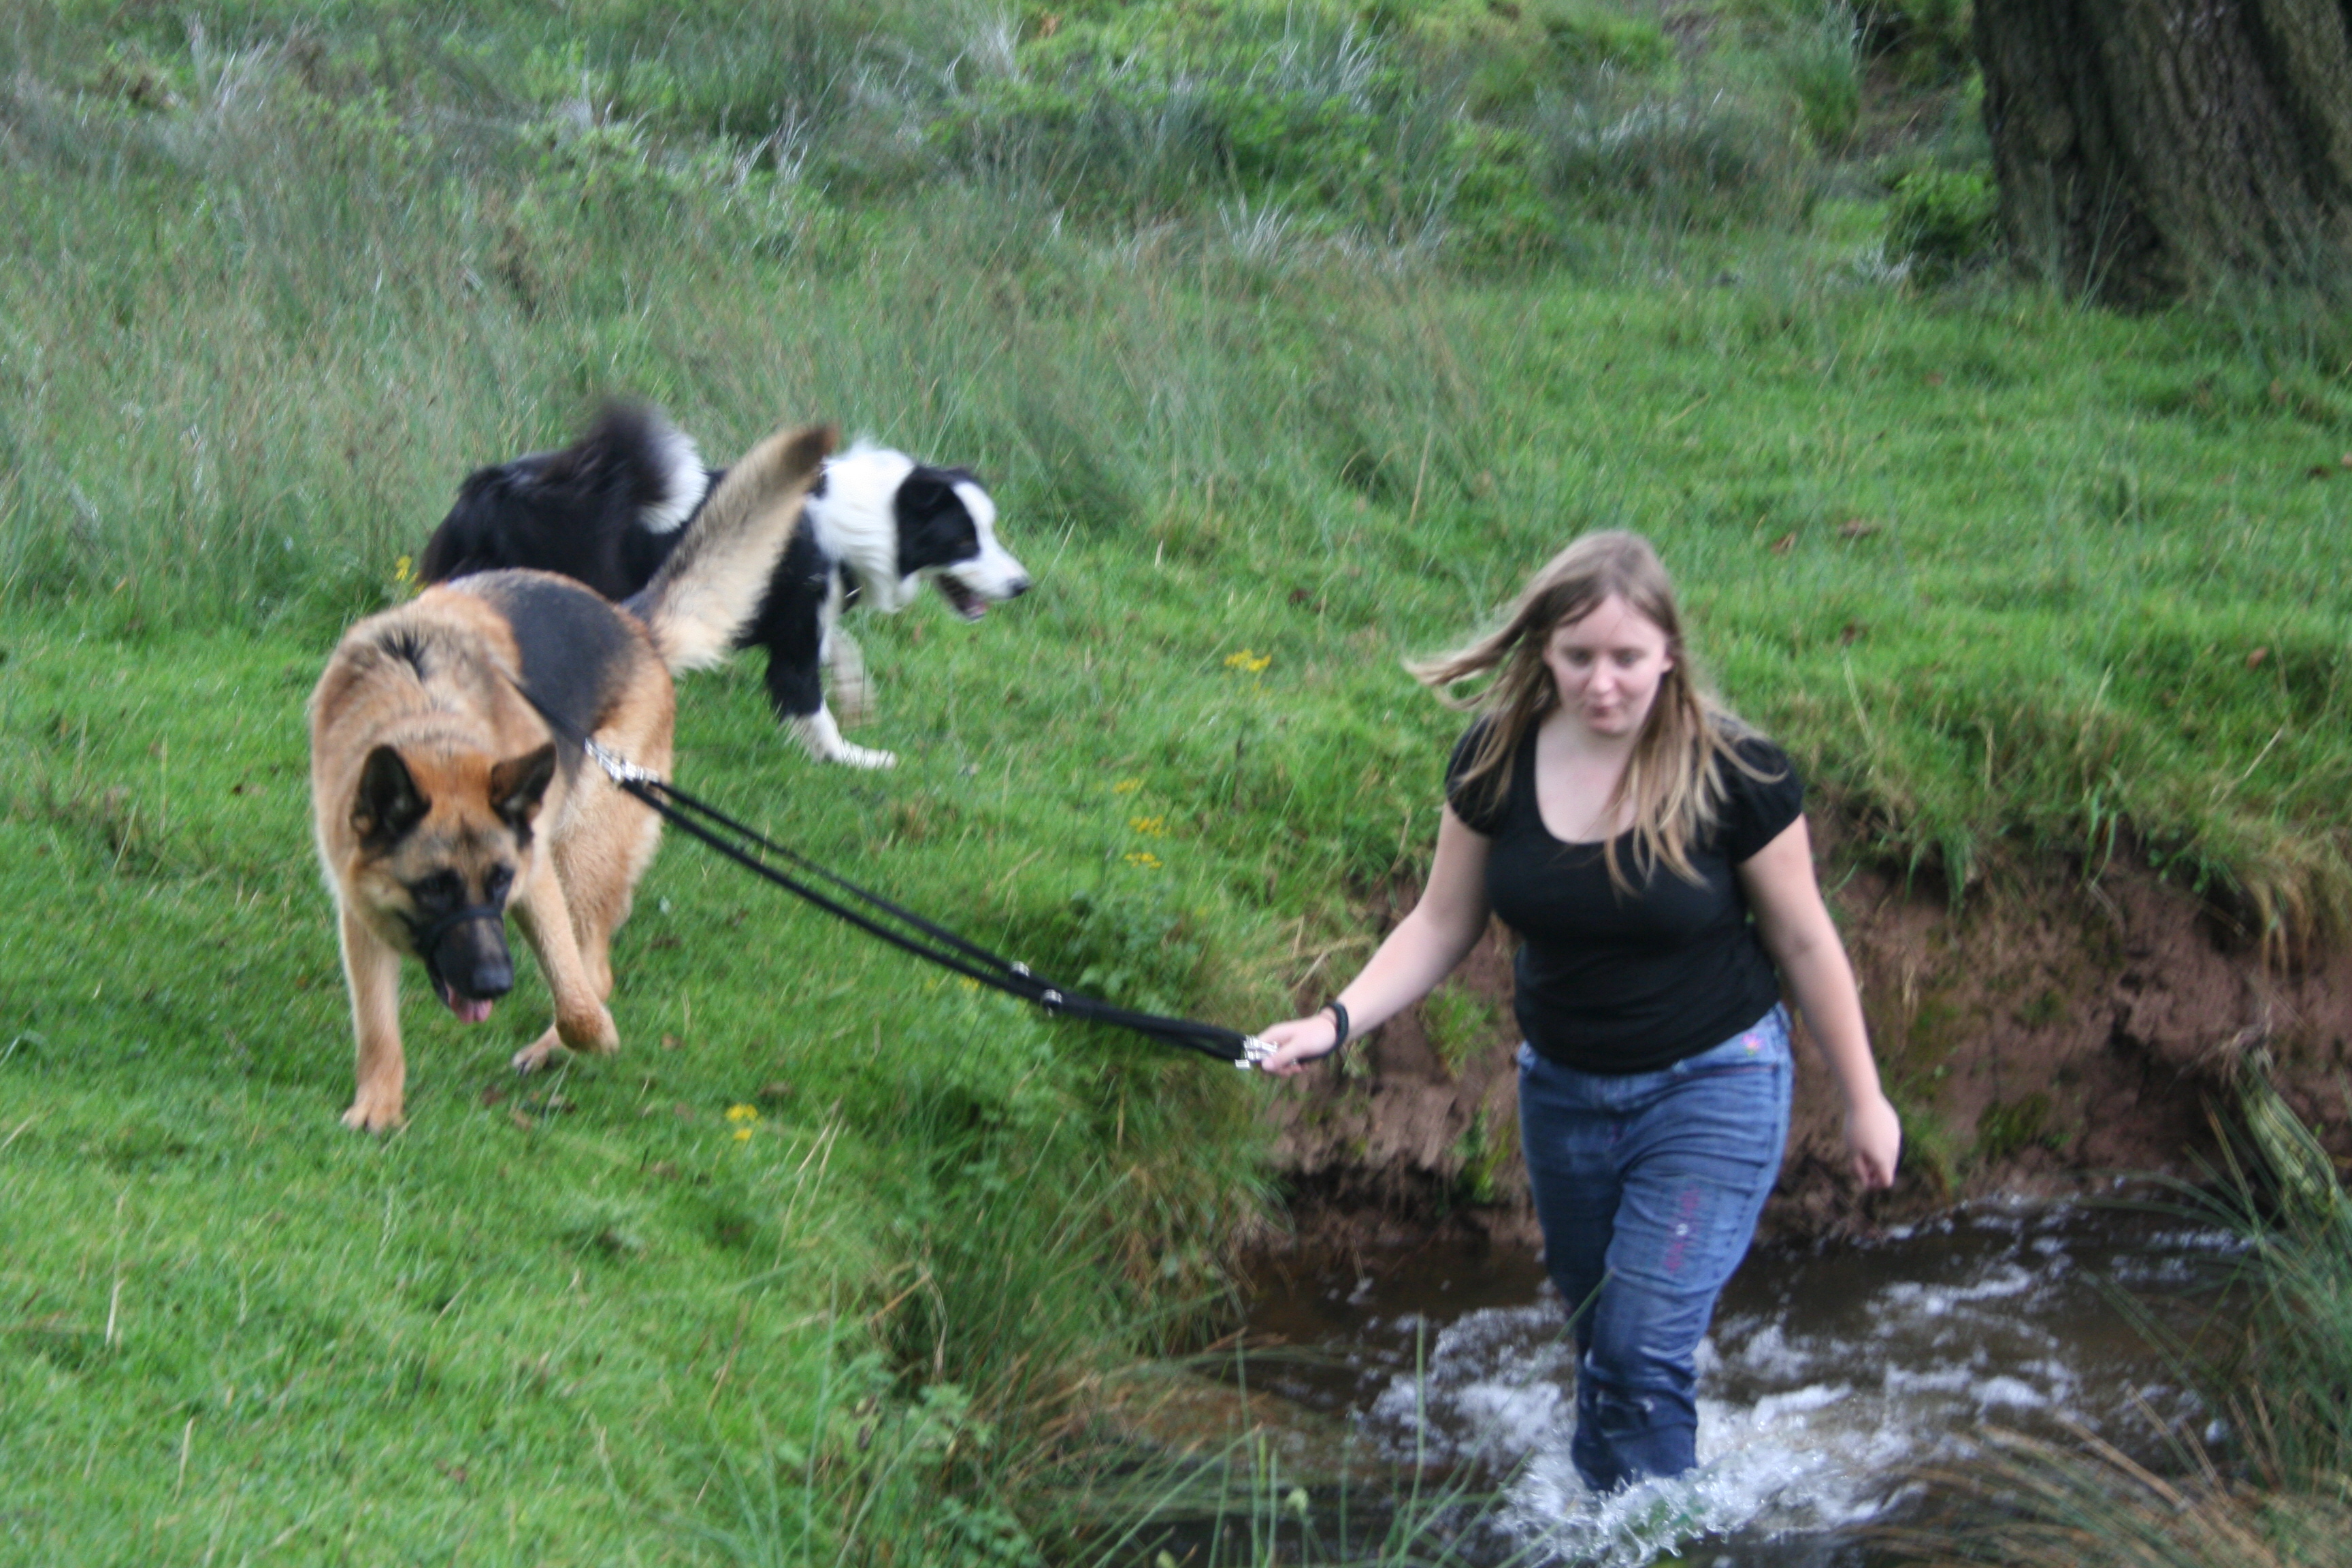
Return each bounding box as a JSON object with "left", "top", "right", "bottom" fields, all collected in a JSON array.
[{"left": 527, "top": 683, "right": 1275, "bottom": 1068}]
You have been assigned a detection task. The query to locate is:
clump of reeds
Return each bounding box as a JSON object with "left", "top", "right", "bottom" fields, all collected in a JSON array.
[
  {"left": 1896, "top": 1426, "right": 2352, "bottom": 1568},
  {"left": 1893, "top": 1055, "right": 2352, "bottom": 1567}
]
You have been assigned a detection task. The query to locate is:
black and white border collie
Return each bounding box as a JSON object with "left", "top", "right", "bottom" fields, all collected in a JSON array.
[{"left": 418, "top": 403, "right": 1030, "bottom": 768}]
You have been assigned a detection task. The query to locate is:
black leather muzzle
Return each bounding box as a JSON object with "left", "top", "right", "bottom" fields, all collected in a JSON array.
[{"left": 412, "top": 903, "right": 513, "bottom": 1002}]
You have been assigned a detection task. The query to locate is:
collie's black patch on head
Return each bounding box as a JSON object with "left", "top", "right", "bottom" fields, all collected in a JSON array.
[
  {"left": 892, "top": 466, "right": 983, "bottom": 574},
  {"left": 466, "top": 573, "right": 642, "bottom": 753}
]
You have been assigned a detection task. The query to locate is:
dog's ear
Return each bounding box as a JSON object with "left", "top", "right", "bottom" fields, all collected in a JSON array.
[
  {"left": 353, "top": 746, "right": 430, "bottom": 850},
  {"left": 489, "top": 744, "right": 558, "bottom": 840}
]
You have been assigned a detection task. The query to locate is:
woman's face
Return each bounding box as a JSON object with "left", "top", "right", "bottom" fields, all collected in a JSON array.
[{"left": 1541, "top": 593, "right": 1676, "bottom": 740}]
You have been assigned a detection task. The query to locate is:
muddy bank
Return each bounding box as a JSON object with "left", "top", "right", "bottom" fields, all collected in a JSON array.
[{"left": 1262, "top": 828, "right": 2352, "bottom": 1251}]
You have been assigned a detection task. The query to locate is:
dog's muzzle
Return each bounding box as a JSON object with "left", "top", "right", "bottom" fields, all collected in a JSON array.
[
  {"left": 412, "top": 903, "right": 512, "bottom": 1021},
  {"left": 934, "top": 572, "right": 1030, "bottom": 621}
]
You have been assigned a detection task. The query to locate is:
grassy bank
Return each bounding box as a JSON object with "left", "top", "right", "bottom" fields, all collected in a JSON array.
[
  {"left": 1, "top": 615, "right": 1271, "bottom": 1562},
  {"left": 6, "top": 0, "right": 2352, "bottom": 1560},
  {"left": 5, "top": 2, "right": 2348, "bottom": 924}
]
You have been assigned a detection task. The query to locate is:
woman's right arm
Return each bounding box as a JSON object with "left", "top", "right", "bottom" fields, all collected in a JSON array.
[{"left": 1256, "top": 805, "right": 1494, "bottom": 1077}]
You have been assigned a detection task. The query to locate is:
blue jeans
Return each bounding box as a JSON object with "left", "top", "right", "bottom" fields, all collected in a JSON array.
[{"left": 1517, "top": 1006, "right": 1793, "bottom": 1494}]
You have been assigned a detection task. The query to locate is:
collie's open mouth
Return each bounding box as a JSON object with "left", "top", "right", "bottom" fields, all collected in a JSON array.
[{"left": 935, "top": 575, "right": 986, "bottom": 621}]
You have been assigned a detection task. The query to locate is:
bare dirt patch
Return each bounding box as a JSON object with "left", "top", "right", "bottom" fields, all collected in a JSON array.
[{"left": 1260, "top": 825, "right": 2352, "bottom": 1255}]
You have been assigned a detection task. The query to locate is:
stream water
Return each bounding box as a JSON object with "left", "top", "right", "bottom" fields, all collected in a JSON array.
[{"left": 1227, "top": 1196, "right": 2242, "bottom": 1566}]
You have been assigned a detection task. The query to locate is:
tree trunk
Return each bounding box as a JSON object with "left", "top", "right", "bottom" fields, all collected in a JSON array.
[{"left": 1976, "top": 0, "right": 2352, "bottom": 306}]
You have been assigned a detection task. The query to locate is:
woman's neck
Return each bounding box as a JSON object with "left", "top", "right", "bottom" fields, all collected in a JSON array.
[
  {"left": 1536, "top": 704, "right": 1642, "bottom": 767},
  {"left": 1530, "top": 707, "right": 1644, "bottom": 842}
]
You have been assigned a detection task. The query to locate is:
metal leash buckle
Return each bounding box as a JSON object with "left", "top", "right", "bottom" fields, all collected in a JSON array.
[
  {"left": 1237, "top": 1034, "right": 1276, "bottom": 1071},
  {"left": 584, "top": 736, "right": 661, "bottom": 788}
]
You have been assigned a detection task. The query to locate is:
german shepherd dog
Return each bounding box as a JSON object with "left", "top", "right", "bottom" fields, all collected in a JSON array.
[{"left": 310, "top": 421, "right": 834, "bottom": 1130}]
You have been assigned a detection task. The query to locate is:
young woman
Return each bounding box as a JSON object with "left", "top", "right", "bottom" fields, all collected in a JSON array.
[{"left": 1256, "top": 531, "right": 1900, "bottom": 1494}]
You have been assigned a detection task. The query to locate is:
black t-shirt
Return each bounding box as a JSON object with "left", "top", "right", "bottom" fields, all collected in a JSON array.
[{"left": 1444, "top": 720, "right": 1804, "bottom": 1074}]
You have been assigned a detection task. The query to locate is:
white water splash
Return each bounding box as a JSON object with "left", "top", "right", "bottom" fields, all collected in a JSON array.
[{"left": 1331, "top": 1204, "right": 2234, "bottom": 1565}]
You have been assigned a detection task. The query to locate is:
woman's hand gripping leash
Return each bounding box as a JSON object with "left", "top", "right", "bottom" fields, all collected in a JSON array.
[{"left": 1245, "top": 1000, "right": 1350, "bottom": 1077}]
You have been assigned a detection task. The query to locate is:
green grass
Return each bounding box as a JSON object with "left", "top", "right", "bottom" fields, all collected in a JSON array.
[
  {"left": 7, "top": 0, "right": 2352, "bottom": 1559},
  {"left": 0, "top": 618, "right": 1271, "bottom": 1563}
]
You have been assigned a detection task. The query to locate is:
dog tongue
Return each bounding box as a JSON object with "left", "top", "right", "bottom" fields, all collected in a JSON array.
[{"left": 437, "top": 979, "right": 495, "bottom": 1024}]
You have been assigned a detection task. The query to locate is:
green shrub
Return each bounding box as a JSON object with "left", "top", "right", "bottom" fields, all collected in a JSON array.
[
  {"left": 2226, "top": 1058, "right": 2352, "bottom": 1482},
  {"left": 1041, "top": 887, "right": 1210, "bottom": 1021},
  {"left": 1422, "top": 982, "right": 1503, "bottom": 1077},
  {"left": 1859, "top": 0, "right": 1974, "bottom": 86},
  {"left": 1778, "top": 5, "right": 1862, "bottom": 151},
  {"left": 936, "top": 14, "right": 1506, "bottom": 246},
  {"left": 1442, "top": 122, "right": 1563, "bottom": 267},
  {"left": 1536, "top": 87, "right": 1808, "bottom": 229},
  {"left": 1448, "top": 1105, "right": 1516, "bottom": 1205},
  {"left": 938, "top": 33, "right": 1389, "bottom": 218},
  {"left": 1886, "top": 165, "right": 1997, "bottom": 282},
  {"left": 1532, "top": 1, "right": 1676, "bottom": 73},
  {"left": 1974, "top": 1092, "right": 2057, "bottom": 1162}
]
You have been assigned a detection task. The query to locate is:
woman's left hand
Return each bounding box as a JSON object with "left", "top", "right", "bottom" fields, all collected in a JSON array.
[
  {"left": 1845, "top": 1090, "right": 1901, "bottom": 1190},
  {"left": 1739, "top": 819, "right": 1901, "bottom": 1195}
]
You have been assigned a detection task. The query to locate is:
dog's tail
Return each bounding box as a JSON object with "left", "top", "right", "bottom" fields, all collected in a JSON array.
[
  {"left": 420, "top": 403, "right": 710, "bottom": 588},
  {"left": 625, "top": 422, "right": 836, "bottom": 674},
  {"left": 582, "top": 401, "right": 712, "bottom": 536}
]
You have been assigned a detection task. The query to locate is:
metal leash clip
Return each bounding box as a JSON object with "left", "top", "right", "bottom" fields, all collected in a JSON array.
[
  {"left": 1237, "top": 1035, "right": 1276, "bottom": 1070},
  {"left": 584, "top": 736, "right": 662, "bottom": 788}
]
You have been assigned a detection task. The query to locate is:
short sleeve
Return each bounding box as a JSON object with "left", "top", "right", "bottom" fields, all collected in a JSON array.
[
  {"left": 1444, "top": 719, "right": 1509, "bottom": 836},
  {"left": 1714, "top": 735, "right": 1804, "bottom": 863}
]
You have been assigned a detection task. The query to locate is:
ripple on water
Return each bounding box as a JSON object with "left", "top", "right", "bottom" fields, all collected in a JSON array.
[{"left": 1252, "top": 1200, "right": 2238, "bottom": 1565}]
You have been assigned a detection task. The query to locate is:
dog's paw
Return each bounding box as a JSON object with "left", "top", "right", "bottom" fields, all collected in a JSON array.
[
  {"left": 790, "top": 710, "right": 893, "bottom": 770},
  {"left": 340, "top": 1092, "right": 404, "bottom": 1132},
  {"left": 557, "top": 1004, "right": 620, "bottom": 1056},
  {"left": 512, "top": 1030, "right": 565, "bottom": 1074}
]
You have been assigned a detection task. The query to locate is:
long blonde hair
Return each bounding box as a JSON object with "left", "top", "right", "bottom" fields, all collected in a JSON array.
[{"left": 1411, "top": 531, "right": 1767, "bottom": 893}]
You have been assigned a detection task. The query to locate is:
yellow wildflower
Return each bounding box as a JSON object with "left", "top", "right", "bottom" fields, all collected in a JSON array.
[
  {"left": 732, "top": 1128, "right": 754, "bottom": 1143},
  {"left": 1223, "top": 649, "right": 1271, "bottom": 674},
  {"left": 1111, "top": 777, "right": 1143, "bottom": 794},
  {"left": 725, "top": 1103, "right": 760, "bottom": 1124},
  {"left": 1129, "top": 815, "right": 1166, "bottom": 837},
  {"left": 1124, "top": 851, "right": 1162, "bottom": 870}
]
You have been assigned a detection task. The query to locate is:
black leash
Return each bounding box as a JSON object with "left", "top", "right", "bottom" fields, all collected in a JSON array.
[{"left": 508, "top": 681, "right": 1272, "bottom": 1068}]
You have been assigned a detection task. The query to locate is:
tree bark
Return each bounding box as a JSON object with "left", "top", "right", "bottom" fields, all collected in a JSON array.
[{"left": 1976, "top": 0, "right": 2352, "bottom": 306}]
